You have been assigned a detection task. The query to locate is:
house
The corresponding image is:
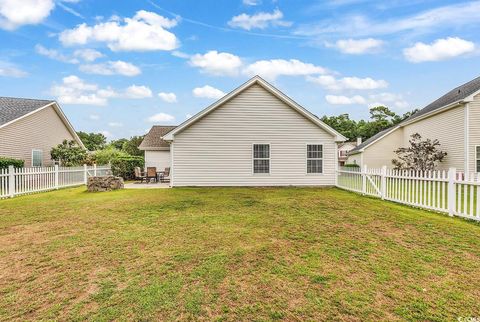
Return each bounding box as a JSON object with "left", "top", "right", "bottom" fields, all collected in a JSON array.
[
  {"left": 139, "top": 125, "right": 176, "bottom": 170},
  {"left": 338, "top": 138, "right": 360, "bottom": 166},
  {"left": 347, "top": 76, "right": 480, "bottom": 173},
  {"left": 143, "top": 76, "right": 346, "bottom": 187},
  {"left": 0, "top": 97, "right": 84, "bottom": 167}
]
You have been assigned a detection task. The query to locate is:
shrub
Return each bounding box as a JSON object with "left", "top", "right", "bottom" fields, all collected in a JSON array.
[
  {"left": 0, "top": 157, "right": 24, "bottom": 169},
  {"left": 92, "top": 147, "right": 129, "bottom": 165},
  {"left": 111, "top": 156, "right": 144, "bottom": 180},
  {"left": 50, "top": 140, "right": 87, "bottom": 166},
  {"left": 343, "top": 163, "right": 360, "bottom": 168}
]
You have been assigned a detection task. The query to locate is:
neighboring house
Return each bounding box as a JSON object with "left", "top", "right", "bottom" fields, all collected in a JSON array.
[
  {"left": 139, "top": 125, "right": 176, "bottom": 170},
  {"left": 338, "top": 139, "right": 360, "bottom": 166},
  {"left": 347, "top": 76, "right": 480, "bottom": 173},
  {"left": 0, "top": 97, "right": 84, "bottom": 167},
  {"left": 155, "top": 76, "right": 345, "bottom": 187}
]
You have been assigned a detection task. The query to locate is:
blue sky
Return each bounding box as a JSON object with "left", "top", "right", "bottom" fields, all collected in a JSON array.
[{"left": 0, "top": 0, "right": 479, "bottom": 140}]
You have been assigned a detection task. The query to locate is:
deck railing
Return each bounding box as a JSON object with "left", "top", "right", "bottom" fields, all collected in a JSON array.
[
  {"left": 336, "top": 166, "right": 480, "bottom": 221},
  {"left": 0, "top": 164, "right": 111, "bottom": 199}
]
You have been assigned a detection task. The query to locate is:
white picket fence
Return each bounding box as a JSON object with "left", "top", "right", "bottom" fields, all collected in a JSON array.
[
  {"left": 337, "top": 165, "right": 480, "bottom": 221},
  {"left": 0, "top": 164, "right": 111, "bottom": 199}
]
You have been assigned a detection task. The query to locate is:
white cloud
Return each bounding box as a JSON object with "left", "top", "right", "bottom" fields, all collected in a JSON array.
[
  {"left": 59, "top": 10, "right": 179, "bottom": 52},
  {"left": 89, "top": 114, "right": 100, "bottom": 120},
  {"left": 80, "top": 60, "right": 141, "bottom": 76},
  {"left": 403, "top": 37, "right": 475, "bottom": 63},
  {"left": 100, "top": 130, "right": 113, "bottom": 138},
  {"left": 193, "top": 85, "right": 225, "bottom": 99},
  {"left": 0, "top": 62, "right": 28, "bottom": 78},
  {"left": 294, "top": 2, "right": 480, "bottom": 37},
  {"left": 125, "top": 85, "right": 152, "bottom": 98},
  {"left": 147, "top": 112, "right": 175, "bottom": 123},
  {"left": 108, "top": 122, "right": 123, "bottom": 127},
  {"left": 51, "top": 75, "right": 152, "bottom": 105},
  {"left": 228, "top": 9, "right": 292, "bottom": 30},
  {"left": 189, "top": 51, "right": 243, "bottom": 76},
  {"left": 35, "top": 44, "right": 79, "bottom": 64},
  {"left": 326, "top": 95, "right": 366, "bottom": 105},
  {"left": 243, "top": 0, "right": 261, "bottom": 5},
  {"left": 73, "top": 49, "right": 104, "bottom": 62},
  {"left": 0, "top": 0, "right": 54, "bottom": 30},
  {"left": 327, "top": 38, "right": 384, "bottom": 54},
  {"left": 158, "top": 92, "right": 177, "bottom": 103},
  {"left": 307, "top": 75, "right": 388, "bottom": 90},
  {"left": 244, "top": 59, "right": 327, "bottom": 81}
]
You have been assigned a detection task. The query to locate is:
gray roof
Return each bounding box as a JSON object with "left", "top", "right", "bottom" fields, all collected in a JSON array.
[
  {"left": 0, "top": 97, "right": 54, "bottom": 126},
  {"left": 349, "top": 127, "right": 394, "bottom": 154},
  {"left": 350, "top": 75, "right": 480, "bottom": 154},
  {"left": 139, "top": 125, "right": 176, "bottom": 149},
  {"left": 405, "top": 75, "right": 480, "bottom": 122}
]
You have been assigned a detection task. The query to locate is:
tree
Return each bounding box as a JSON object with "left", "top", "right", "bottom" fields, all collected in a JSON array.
[
  {"left": 392, "top": 133, "right": 447, "bottom": 171},
  {"left": 77, "top": 132, "right": 107, "bottom": 151},
  {"left": 121, "top": 136, "right": 144, "bottom": 157},
  {"left": 321, "top": 114, "right": 359, "bottom": 141},
  {"left": 109, "top": 138, "right": 128, "bottom": 150},
  {"left": 50, "top": 140, "right": 87, "bottom": 166}
]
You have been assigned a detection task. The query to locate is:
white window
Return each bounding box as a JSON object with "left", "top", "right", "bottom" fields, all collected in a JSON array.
[
  {"left": 32, "top": 149, "right": 43, "bottom": 167},
  {"left": 253, "top": 144, "right": 270, "bottom": 174},
  {"left": 307, "top": 144, "right": 323, "bottom": 174},
  {"left": 476, "top": 146, "right": 480, "bottom": 172}
]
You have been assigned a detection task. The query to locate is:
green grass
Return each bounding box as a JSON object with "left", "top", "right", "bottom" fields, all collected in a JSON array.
[{"left": 0, "top": 187, "right": 479, "bottom": 321}]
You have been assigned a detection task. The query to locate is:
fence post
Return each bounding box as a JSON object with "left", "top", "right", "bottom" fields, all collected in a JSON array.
[
  {"left": 8, "top": 165, "right": 14, "bottom": 198},
  {"left": 83, "top": 164, "right": 88, "bottom": 185},
  {"left": 362, "top": 165, "right": 367, "bottom": 195},
  {"left": 381, "top": 166, "right": 387, "bottom": 200},
  {"left": 94, "top": 163, "right": 97, "bottom": 177},
  {"left": 448, "top": 167, "right": 456, "bottom": 217},
  {"left": 54, "top": 165, "right": 59, "bottom": 189}
]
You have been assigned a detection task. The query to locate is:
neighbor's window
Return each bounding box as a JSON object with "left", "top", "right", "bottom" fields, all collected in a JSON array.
[
  {"left": 253, "top": 144, "right": 270, "bottom": 174},
  {"left": 477, "top": 146, "right": 480, "bottom": 172},
  {"left": 307, "top": 144, "right": 323, "bottom": 174},
  {"left": 32, "top": 149, "right": 43, "bottom": 167}
]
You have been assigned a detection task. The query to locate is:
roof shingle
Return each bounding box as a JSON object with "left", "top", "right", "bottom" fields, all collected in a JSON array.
[
  {"left": 139, "top": 125, "right": 176, "bottom": 150},
  {"left": 0, "top": 97, "right": 54, "bottom": 127}
]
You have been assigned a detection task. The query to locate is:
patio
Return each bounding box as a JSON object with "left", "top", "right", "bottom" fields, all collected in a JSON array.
[{"left": 124, "top": 181, "right": 170, "bottom": 189}]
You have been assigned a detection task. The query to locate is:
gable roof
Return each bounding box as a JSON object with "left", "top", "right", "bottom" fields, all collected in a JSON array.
[
  {"left": 349, "top": 75, "right": 480, "bottom": 155},
  {"left": 0, "top": 96, "right": 85, "bottom": 149},
  {"left": 139, "top": 125, "right": 177, "bottom": 150},
  {"left": 0, "top": 97, "right": 54, "bottom": 126},
  {"left": 163, "top": 76, "right": 347, "bottom": 142}
]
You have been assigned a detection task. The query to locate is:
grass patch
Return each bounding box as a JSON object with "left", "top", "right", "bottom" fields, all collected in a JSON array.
[{"left": 0, "top": 186, "right": 479, "bottom": 320}]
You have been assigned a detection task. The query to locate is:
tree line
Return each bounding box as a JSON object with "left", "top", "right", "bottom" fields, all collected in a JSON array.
[{"left": 320, "top": 106, "right": 419, "bottom": 142}]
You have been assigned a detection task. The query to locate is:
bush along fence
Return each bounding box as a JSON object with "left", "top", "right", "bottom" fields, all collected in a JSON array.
[
  {"left": 336, "top": 165, "right": 480, "bottom": 222},
  {"left": 0, "top": 164, "right": 111, "bottom": 199}
]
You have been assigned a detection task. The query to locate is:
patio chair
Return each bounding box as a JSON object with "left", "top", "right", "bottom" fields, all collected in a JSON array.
[
  {"left": 146, "top": 167, "right": 158, "bottom": 183},
  {"left": 160, "top": 167, "right": 170, "bottom": 183},
  {"left": 134, "top": 167, "right": 146, "bottom": 183}
]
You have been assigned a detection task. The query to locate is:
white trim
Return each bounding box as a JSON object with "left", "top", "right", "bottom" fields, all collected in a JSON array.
[
  {"left": 306, "top": 143, "right": 324, "bottom": 175},
  {"left": 465, "top": 103, "right": 470, "bottom": 175},
  {"left": 170, "top": 142, "right": 174, "bottom": 187},
  {"left": 252, "top": 143, "right": 271, "bottom": 175},
  {"left": 31, "top": 149, "right": 43, "bottom": 167},
  {"left": 463, "top": 88, "right": 480, "bottom": 102},
  {"left": 163, "top": 76, "right": 347, "bottom": 142},
  {"left": 475, "top": 145, "right": 480, "bottom": 173}
]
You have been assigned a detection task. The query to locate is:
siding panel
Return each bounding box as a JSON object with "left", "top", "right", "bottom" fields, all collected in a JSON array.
[
  {"left": 172, "top": 84, "right": 336, "bottom": 186},
  {"left": 469, "top": 94, "right": 480, "bottom": 172},
  {"left": 0, "top": 106, "right": 76, "bottom": 166}
]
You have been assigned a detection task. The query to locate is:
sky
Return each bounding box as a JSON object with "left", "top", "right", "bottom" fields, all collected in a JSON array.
[{"left": 0, "top": 0, "right": 479, "bottom": 140}]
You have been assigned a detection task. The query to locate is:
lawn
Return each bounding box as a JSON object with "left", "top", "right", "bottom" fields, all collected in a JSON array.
[{"left": 0, "top": 187, "right": 479, "bottom": 321}]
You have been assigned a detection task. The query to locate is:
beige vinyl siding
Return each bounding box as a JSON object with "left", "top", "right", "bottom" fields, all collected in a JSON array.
[
  {"left": 0, "top": 105, "right": 76, "bottom": 166},
  {"left": 402, "top": 105, "right": 465, "bottom": 171},
  {"left": 145, "top": 150, "right": 170, "bottom": 170},
  {"left": 346, "top": 153, "right": 362, "bottom": 166},
  {"left": 362, "top": 128, "right": 404, "bottom": 168},
  {"left": 172, "top": 84, "right": 337, "bottom": 186},
  {"left": 469, "top": 94, "right": 480, "bottom": 172}
]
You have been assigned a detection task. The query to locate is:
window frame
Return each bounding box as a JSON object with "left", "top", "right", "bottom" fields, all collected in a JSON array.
[
  {"left": 252, "top": 143, "right": 271, "bottom": 175},
  {"left": 476, "top": 145, "right": 480, "bottom": 173},
  {"left": 306, "top": 143, "right": 324, "bottom": 175},
  {"left": 31, "top": 149, "right": 43, "bottom": 167}
]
